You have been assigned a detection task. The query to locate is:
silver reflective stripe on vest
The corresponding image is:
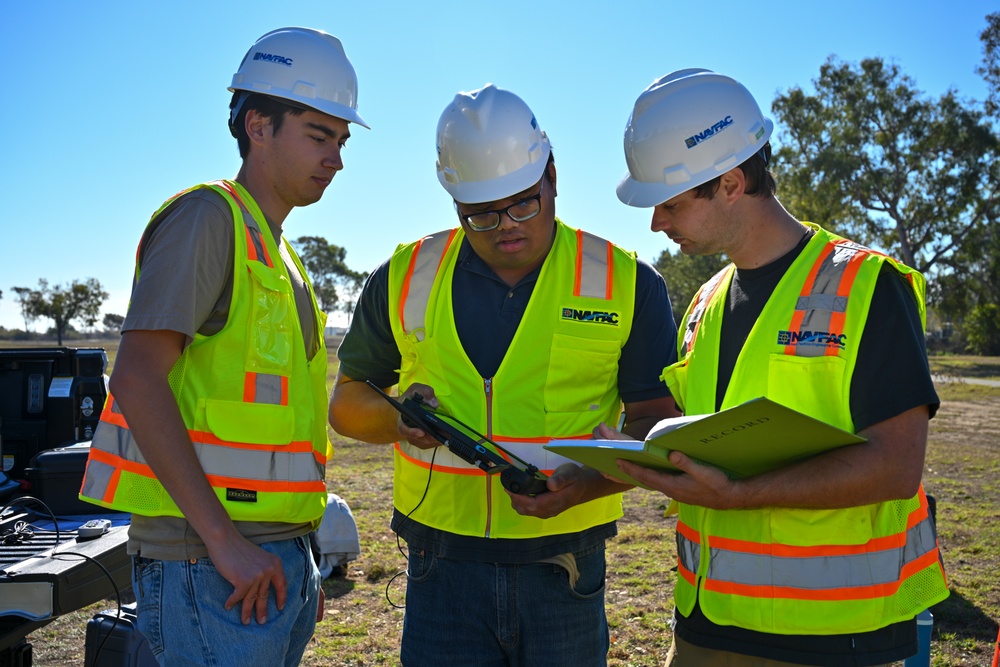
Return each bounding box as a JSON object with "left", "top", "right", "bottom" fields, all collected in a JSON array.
[
  {"left": 676, "top": 529, "right": 701, "bottom": 575},
  {"left": 683, "top": 267, "right": 729, "bottom": 353},
  {"left": 791, "top": 242, "right": 863, "bottom": 358},
  {"left": 678, "top": 513, "right": 938, "bottom": 592},
  {"left": 402, "top": 231, "right": 453, "bottom": 337},
  {"left": 246, "top": 226, "right": 268, "bottom": 265},
  {"left": 193, "top": 441, "right": 323, "bottom": 481},
  {"left": 80, "top": 458, "right": 116, "bottom": 500},
  {"left": 253, "top": 373, "right": 284, "bottom": 405},
  {"left": 577, "top": 232, "right": 611, "bottom": 299}
]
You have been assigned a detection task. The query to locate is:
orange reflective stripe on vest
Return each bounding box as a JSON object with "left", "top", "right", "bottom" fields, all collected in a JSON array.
[
  {"left": 676, "top": 495, "right": 939, "bottom": 602},
  {"left": 783, "top": 239, "right": 866, "bottom": 357}
]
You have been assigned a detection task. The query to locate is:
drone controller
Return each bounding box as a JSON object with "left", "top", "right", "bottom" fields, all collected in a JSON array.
[{"left": 367, "top": 381, "right": 549, "bottom": 496}]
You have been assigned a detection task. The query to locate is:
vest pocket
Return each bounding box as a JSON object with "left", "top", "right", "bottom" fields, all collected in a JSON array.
[
  {"left": 400, "top": 336, "right": 452, "bottom": 398},
  {"left": 204, "top": 399, "right": 295, "bottom": 445},
  {"left": 543, "top": 333, "right": 619, "bottom": 414},
  {"left": 769, "top": 505, "right": 875, "bottom": 546},
  {"left": 245, "top": 259, "right": 294, "bottom": 373},
  {"left": 766, "top": 354, "right": 849, "bottom": 429}
]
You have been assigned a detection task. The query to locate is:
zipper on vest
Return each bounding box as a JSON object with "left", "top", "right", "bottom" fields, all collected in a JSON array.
[{"left": 484, "top": 377, "right": 494, "bottom": 538}]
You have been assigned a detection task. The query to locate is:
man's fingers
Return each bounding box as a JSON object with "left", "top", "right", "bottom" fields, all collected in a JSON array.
[
  {"left": 272, "top": 567, "right": 288, "bottom": 611},
  {"left": 240, "top": 589, "right": 260, "bottom": 625},
  {"left": 255, "top": 590, "right": 269, "bottom": 624}
]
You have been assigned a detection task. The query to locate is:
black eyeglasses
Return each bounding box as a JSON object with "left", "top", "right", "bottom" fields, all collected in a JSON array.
[{"left": 455, "top": 178, "right": 546, "bottom": 232}]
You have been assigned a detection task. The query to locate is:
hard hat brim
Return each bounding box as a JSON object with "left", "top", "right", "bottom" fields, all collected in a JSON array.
[
  {"left": 616, "top": 172, "right": 686, "bottom": 208},
  {"left": 227, "top": 86, "right": 370, "bottom": 129},
  {"left": 440, "top": 142, "right": 550, "bottom": 204}
]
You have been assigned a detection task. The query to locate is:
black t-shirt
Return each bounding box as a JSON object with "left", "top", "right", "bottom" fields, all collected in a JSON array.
[
  {"left": 338, "top": 232, "right": 678, "bottom": 562},
  {"left": 676, "top": 229, "right": 939, "bottom": 666}
]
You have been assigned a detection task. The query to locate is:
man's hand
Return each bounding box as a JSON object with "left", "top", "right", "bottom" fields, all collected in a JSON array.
[
  {"left": 210, "top": 534, "right": 288, "bottom": 625},
  {"left": 397, "top": 383, "right": 443, "bottom": 450},
  {"left": 617, "top": 451, "right": 740, "bottom": 510},
  {"left": 508, "top": 462, "right": 631, "bottom": 518}
]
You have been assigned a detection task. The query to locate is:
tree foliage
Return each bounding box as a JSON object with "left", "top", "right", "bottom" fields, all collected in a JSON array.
[
  {"left": 771, "top": 47, "right": 1000, "bottom": 353},
  {"left": 102, "top": 313, "right": 125, "bottom": 334},
  {"left": 653, "top": 249, "right": 729, "bottom": 326},
  {"left": 11, "top": 287, "right": 37, "bottom": 333},
  {"left": 291, "top": 236, "right": 368, "bottom": 318},
  {"left": 17, "top": 278, "right": 109, "bottom": 345},
  {"left": 772, "top": 56, "right": 999, "bottom": 274},
  {"left": 978, "top": 12, "right": 1000, "bottom": 116}
]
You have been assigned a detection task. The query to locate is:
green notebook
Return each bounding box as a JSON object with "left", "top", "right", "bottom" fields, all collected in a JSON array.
[{"left": 543, "top": 397, "right": 866, "bottom": 489}]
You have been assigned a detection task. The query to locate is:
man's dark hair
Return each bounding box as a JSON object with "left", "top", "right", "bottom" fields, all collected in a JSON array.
[
  {"left": 229, "top": 92, "right": 308, "bottom": 159},
  {"left": 691, "top": 142, "right": 776, "bottom": 200}
]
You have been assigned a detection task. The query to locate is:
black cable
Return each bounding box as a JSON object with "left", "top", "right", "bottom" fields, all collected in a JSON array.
[
  {"left": 0, "top": 496, "right": 61, "bottom": 546},
  {"left": 2, "top": 495, "right": 122, "bottom": 665},
  {"left": 52, "top": 550, "right": 122, "bottom": 666},
  {"left": 385, "top": 446, "right": 437, "bottom": 609}
]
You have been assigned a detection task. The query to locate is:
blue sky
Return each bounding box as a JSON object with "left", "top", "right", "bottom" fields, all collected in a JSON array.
[{"left": 1, "top": 1, "right": 994, "bottom": 331}]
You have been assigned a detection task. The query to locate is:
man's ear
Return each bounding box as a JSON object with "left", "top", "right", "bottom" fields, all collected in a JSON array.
[
  {"left": 720, "top": 168, "right": 745, "bottom": 202},
  {"left": 244, "top": 109, "right": 271, "bottom": 148},
  {"left": 546, "top": 161, "right": 558, "bottom": 197}
]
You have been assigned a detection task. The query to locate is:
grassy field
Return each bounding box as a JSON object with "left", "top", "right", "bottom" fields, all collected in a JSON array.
[{"left": 7, "top": 341, "right": 1000, "bottom": 666}]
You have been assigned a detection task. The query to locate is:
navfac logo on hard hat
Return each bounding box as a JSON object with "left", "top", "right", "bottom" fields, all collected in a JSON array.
[
  {"left": 685, "top": 115, "right": 734, "bottom": 149},
  {"left": 253, "top": 51, "right": 294, "bottom": 67}
]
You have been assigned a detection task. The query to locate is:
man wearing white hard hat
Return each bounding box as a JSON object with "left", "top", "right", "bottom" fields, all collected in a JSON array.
[
  {"left": 611, "top": 69, "right": 949, "bottom": 666},
  {"left": 80, "top": 27, "right": 368, "bottom": 665},
  {"left": 329, "top": 84, "right": 679, "bottom": 665}
]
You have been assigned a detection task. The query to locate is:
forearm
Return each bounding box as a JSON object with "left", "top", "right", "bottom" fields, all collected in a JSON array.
[
  {"left": 112, "top": 362, "right": 240, "bottom": 546},
  {"left": 328, "top": 371, "right": 405, "bottom": 444},
  {"left": 111, "top": 331, "right": 240, "bottom": 547},
  {"left": 624, "top": 405, "right": 931, "bottom": 511}
]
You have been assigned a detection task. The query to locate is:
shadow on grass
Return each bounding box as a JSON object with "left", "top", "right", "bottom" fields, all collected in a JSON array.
[
  {"left": 323, "top": 575, "right": 356, "bottom": 600},
  {"left": 932, "top": 589, "right": 1000, "bottom": 642}
]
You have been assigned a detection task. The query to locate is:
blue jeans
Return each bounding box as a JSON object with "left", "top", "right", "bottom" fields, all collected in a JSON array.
[
  {"left": 401, "top": 545, "right": 609, "bottom": 666},
  {"left": 132, "top": 535, "right": 320, "bottom": 667}
]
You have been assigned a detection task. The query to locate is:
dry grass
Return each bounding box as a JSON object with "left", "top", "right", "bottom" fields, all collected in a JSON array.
[{"left": 8, "top": 342, "right": 1000, "bottom": 666}]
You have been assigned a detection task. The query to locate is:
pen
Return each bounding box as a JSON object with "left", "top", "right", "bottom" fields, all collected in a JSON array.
[{"left": 617, "top": 412, "right": 626, "bottom": 431}]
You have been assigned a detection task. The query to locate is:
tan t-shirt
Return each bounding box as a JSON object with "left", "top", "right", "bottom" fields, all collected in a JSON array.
[{"left": 122, "top": 187, "right": 318, "bottom": 560}]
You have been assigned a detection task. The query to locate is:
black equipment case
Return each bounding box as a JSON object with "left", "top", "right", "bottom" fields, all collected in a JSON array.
[{"left": 84, "top": 603, "right": 157, "bottom": 667}]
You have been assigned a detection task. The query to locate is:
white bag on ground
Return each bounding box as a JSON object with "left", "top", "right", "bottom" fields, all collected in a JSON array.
[{"left": 314, "top": 493, "right": 361, "bottom": 578}]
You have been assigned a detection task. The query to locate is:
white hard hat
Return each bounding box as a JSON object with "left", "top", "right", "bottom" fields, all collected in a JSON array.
[
  {"left": 617, "top": 69, "right": 773, "bottom": 207},
  {"left": 229, "top": 27, "right": 369, "bottom": 129},
  {"left": 436, "top": 84, "right": 551, "bottom": 204}
]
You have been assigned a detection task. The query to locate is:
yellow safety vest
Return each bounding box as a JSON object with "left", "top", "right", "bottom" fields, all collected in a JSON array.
[
  {"left": 388, "top": 220, "right": 635, "bottom": 538},
  {"left": 80, "top": 180, "right": 329, "bottom": 525},
  {"left": 663, "top": 224, "right": 948, "bottom": 635}
]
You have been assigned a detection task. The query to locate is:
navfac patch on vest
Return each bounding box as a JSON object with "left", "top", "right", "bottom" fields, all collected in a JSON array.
[
  {"left": 777, "top": 330, "right": 847, "bottom": 349},
  {"left": 561, "top": 307, "right": 620, "bottom": 325},
  {"left": 226, "top": 488, "right": 258, "bottom": 503}
]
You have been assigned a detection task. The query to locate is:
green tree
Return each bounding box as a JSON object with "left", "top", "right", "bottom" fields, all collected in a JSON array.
[
  {"left": 772, "top": 56, "right": 999, "bottom": 273},
  {"left": 291, "top": 236, "right": 367, "bottom": 316},
  {"left": 654, "top": 249, "right": 729, "bottom": 326},
  {"left": 102, "top": 313, "right": 125, "bottom": 335},
  {"left": 977, "top": 12, "right": 1000, "bottom": 116},
  {"left": 771, "top": 49, "right": 1000, "bottom": 352},
  {"left": 12, "top": 286, "right": 38, "bottom": 333},
  {"left": 21, "top": 278, "right": 109, "bottom": 345}
]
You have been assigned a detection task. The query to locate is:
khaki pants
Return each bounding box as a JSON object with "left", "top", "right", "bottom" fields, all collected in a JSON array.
[{"left": 664, "top": 635, "right": 891, "bottom": 667}]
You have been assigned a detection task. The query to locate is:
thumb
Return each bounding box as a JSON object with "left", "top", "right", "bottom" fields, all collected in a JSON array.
[
  {"left": 668, "top": 450, "right": 692, "bottom": 471},
  {"left": 546, "top": 463, "right": 580, "bottom": 491}
]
